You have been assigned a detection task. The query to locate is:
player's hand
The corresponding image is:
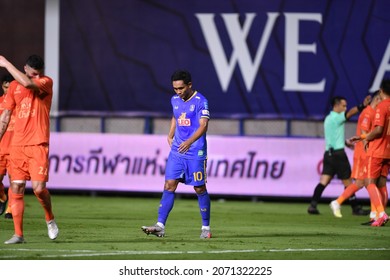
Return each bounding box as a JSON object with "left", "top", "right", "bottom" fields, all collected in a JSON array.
[
  {"left": 363, "top": 139, "right": 369, "bottom": 152},
  {"left": 0, "top": 56, "right": 9, "bottom": 67},
  {"left": 178, "top": 141, "right": 191, "bottom": 153},
  {"left": 167, "top": 137, "right": 173, "bottom": 147},
  {"left": 348, "top": 135, "right": 361, "bottom": 144},
  {"left": 363, "top": 95, "right": 372, "bottom": 106},
  {"left": 345, "top": 138, "right": 355, "bottom": 150}
]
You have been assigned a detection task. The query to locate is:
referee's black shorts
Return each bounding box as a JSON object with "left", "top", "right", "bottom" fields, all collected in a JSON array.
[{"left": 321, "top": 149, "right": 351, "bottom": 180}]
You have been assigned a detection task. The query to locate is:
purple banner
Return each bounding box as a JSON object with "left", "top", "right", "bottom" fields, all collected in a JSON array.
[{"left": 43, "top": 133, "right": 367, "bottom": 199}]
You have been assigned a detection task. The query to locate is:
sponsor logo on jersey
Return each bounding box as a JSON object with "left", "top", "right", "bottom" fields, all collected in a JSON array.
[
  {"left": 15, "top": 85, "right": 22, "bottom": 94},
  {"left": 178, "top": 113, "right": 191, "bottom": 126}
]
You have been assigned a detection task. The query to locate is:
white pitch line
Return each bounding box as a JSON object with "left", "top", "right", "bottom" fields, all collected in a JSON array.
[{"left": 0, "top": 247, "right": 389, "bottom": 258}]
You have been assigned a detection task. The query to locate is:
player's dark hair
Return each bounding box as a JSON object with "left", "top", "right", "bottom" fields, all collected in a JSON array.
[
  {"left": 330, "top": 96, "right": 346, "bottom": 107},
  {"left": 1, "top": 73, "right": 14, "bottom": 84},
  {"left": 371, "top": 90, "right": 380, "bottom": 99},
  {"left": 26, "top": 54, "right": 44, "bottom": 70},
  {"left": 171, "top": 70, "right": 192, "bottom": 84},
  {"left": 380, "top": 79, "right": 390, "bottom": 96}
]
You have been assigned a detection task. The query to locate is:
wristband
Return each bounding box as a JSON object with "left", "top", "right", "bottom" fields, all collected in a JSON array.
[
  {"left": 360, "top": 134, "right": 367, "bottom": 139},
  {"left": 357, "top": 103, "right": 366, "bottom": 112}
]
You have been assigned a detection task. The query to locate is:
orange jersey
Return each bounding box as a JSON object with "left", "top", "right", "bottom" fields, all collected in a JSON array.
[
  {"left": 369, "top": 98, "right": 390, "bottom": 159},
  {"left": 354, "top": 106, "right": 375, "bottom": 159},
  {"left": 359, "top": 105, "right": 375, "bottom": 133},
  {"left": 351, "top": 106, "right": 374, "bottom": 179},
  {"left": 0, "top": 94, "right": 16, "bottom": 154},
  {"left": 3, "top": 77, "right": 53, "bottom": 146}
]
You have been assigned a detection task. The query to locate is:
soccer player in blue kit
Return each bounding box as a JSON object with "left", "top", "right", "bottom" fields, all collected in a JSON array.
[{"left": 142, "top": 70, "right": 211, "bottom": 239}]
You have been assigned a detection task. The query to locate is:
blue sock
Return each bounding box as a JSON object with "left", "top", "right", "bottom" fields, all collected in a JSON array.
[
  {"left": 197, "top": 190, "right": 211, "bottom": 226},
  {"left": 157, "top": 190, "right": 175, "bottom": 225}
]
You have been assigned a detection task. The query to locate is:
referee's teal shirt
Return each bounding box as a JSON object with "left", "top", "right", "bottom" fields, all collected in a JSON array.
[{"left": 324, "top": 111, "right": 346, "bottom": 151}]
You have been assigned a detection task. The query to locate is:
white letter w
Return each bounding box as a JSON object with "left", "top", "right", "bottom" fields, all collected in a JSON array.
[{"left": 195, "top": 13, "right": 279, "bottom": 92}]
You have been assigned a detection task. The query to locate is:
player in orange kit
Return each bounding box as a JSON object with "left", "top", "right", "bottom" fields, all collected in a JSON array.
[
  {"left": 0, "top": 73, "right": 15, "bottom": 218},
  {"left": 349, "top": 79, "right": 390, "bottom": 227},
  {"left": 0, "top": 55, "right": 59, "bottom": 244},
  {"left": 330, "top": 91, "right": 384, "bottom": 223}
]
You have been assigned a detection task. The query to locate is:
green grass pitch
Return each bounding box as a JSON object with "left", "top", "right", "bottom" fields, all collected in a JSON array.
[{"left": 0, "top": 194, "right": 389, "bottom": 260}]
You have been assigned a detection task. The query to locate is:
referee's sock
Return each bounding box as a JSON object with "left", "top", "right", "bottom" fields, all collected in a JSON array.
[
  {"left": 310, "top": 183, "right": 326, "bottom": 208},
  {"left": 348, "top": 193, "right": 360, "bottom": 210}
]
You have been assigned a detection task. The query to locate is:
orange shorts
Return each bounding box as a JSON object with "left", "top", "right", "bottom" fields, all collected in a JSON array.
[
  {"left": 0, "top": 153, "right": 11, "bottom": 175},
  {"left": 351, "top": 155, "right": 366, "bottom": 180},
  {"left": 365, "top": 156, "right": 390, "bottom": 179},
  {"left": 10, "top": 144, "right": 49, "bottom": 182}
]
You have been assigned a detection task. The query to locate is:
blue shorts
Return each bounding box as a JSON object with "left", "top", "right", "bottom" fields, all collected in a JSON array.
[{"left": 165, "top": 152, "right": 207, "bottom": 187}]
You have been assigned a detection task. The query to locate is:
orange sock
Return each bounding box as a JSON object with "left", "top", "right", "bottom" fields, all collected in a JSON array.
[
  {"left": 378, "top": 186, "right": 388, "bottom": 209},
  {"left": 0, "top": 182, "right": 6, "bottom": 202},
  {"left": 336, "top": 183, "right": 360, "bottom": 205},
  {"left": 370, "top": 201, "right": 377, "bottom": 219},
  {"left": 34, "top": 188, "right": 54, "bottom": 221},
  {"left": 6, "top": 187, "right": 12, "bottom": 213},
  {"left": 11, "top": 193, "right": 24, "bottom": 237},
  {"left": 366, "top": 184, "right": 384, "bottom": 213}
]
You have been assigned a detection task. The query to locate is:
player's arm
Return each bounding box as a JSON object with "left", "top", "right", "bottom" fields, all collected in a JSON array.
[
  {"left": 0, "top": 109, "right": 12, "bottom": 141},
  {"left": 349, "top": 125, "right": 383, "bottom": 143},
  {"left": 0, "top": 55, "right": 39, "bottom": 93},
  {"left": 364, "top": 125, "right": 383, "bottom": 142},
  {"left": 177, "top": 117, "right": 209, "bottom": 154},
  {"left": 167, "top": 116, "right": 176, "bottom": 147},
  {"left": 34, "top": 77, "right": 53, "bottom": 100},
  {"left": 360, "top": 128, "right": 370, "bottom": 151},
  {"left": 345, "top": 95, "right": 371, "bottom": 120}
]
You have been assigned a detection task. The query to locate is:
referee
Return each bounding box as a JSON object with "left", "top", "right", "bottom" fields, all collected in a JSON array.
[{"left": 308, "top": 95, "right": 372, "bottom": 215}]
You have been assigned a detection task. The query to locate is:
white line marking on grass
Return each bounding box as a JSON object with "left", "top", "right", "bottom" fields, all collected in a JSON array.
[{"left": 0, "top": 247, "right": 389, "bottom": 258}]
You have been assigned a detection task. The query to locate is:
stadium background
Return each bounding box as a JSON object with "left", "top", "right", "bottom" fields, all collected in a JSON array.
[{"left": 0, "top": 0, "right": 389, "bottom": 200}]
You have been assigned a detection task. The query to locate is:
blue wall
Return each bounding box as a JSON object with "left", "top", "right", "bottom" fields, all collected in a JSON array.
[{"left": 59, "top": 0, "right": 390, "bottom": 119}]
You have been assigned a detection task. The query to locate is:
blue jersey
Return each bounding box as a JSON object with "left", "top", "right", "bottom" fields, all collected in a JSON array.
[{"left": 170, "top": 91, "right": 210, "bottom": 159}]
